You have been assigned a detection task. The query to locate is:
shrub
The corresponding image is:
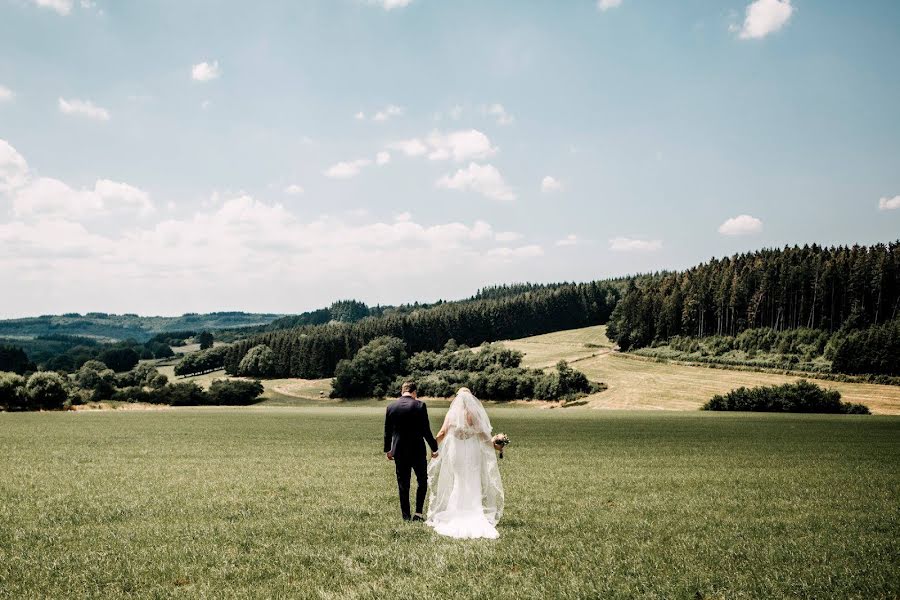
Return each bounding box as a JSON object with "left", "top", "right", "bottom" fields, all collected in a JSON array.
[
  {"left": 702, "top": 380, "right": 870, "bottom": 414},
  {"left": 25, "top": 372, "right": 70, "bottom": 410},
  {"left": 207, "top": 379, "right": 265, "bottom": 405},
  {"left": 237, "top": 344, "right": 277, "bottom": 377},
  {"left": 0, "top": 372, "right": 27, "bottom": 411},
  {"left": 157, "top": 382, "right": 208, "bottom": 406}
]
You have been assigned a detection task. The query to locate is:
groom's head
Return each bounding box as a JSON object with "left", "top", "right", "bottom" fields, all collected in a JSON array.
[{"left": 401, "top": 381, "right": 417, "bottom": 398}]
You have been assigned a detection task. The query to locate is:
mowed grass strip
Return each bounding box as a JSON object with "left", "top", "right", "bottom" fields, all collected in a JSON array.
[{"left": 0, "top": 408, "right": 897, "bottom": 599}]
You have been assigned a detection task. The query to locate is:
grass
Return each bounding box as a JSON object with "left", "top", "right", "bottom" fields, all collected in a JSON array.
[
  {"left": 0, "top": 408, "right": 897, "bottom": 599},
  {"left": 501, "top": 326, "right": 900, "bottom": 415}
]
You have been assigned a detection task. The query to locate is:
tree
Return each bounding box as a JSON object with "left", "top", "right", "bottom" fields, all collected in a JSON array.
[
  {"left": 99, "top": 347, "right": 140, "bottom": 372},
  {"left": 331, "top": 337, "right": 408, "bottom": 398},
  {"left": 0, "top": 345, "right": 36, "bottom": 375},
  {"left": 329, "top": 300, "right": 370, "bottom": 323},
  {"left": 25, "top": 372, "right": 69, "bottom": 410},
  {"left": 237, "top": 344, "right": 276, "bottom": 377},
  {"left": 197, "top": 331, "right": 214, "bottom": 350},
  {"left": 0, "top": 372, "right": 27, "bottom": 411}
]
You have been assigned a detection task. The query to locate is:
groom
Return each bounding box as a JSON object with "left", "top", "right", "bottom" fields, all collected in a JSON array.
[{"left": 384, "top": 381, "right": 439, "bottom": 522}]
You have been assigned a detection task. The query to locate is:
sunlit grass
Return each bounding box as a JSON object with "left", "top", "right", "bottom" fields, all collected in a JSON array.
[{"left": 1, "top": 407, "right": 897, "bottom": 598}]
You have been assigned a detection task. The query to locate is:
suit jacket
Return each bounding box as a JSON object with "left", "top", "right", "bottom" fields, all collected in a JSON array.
[{"left": 383, "top": 395, "right": 439, "bottom": 461}]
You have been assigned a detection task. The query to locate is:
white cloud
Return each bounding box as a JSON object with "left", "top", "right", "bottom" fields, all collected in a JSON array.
[
  {"left": 387, "top": 138, "right": 429, "bottom": 157},
  {"left": 718, "top": 214, "right": 763, "bottom": 235},
  {"left": 58, "top": 97, "right": 110, "bottom": 121},
  {"left": 370, "top": 0, "right": 413, "bottom": 9},
  {"left": 375, "top": 151, "right": 391, "bottom": 165},
  {"left": 394, "top": 211, "right": 412, "bottom": 222},
  {"left": 31, "top": 0, "right": 72, "bottom": 15},
  {"left": 485, "top": 103, "right": 514, "bottom": 125},
  {"left": 427, "top": 129, "right": 497, "bottom": 162},
  {"left": 354, "top": 111, "right": 366, "bottom": 120},
  {"left": 609, "top": 237, "right": 663, "bottom": 252},
  {"left": 736, "top": 0, "right": 793, "bottom": 39},
  {"left": 324, "top": 159, "right": 372, "bottom": 179},
  {"left": 879, "top": 195, "right": 900, "bottom": 211},
  {"left": 0, "top": 140, "right": 29, "bottom": 193},
  {"left": 436, "top": 163, "right": 515, "bottom": 202},
  {"left": 541, "top": 176, "right": 563, "bottom": 193},
  {"left": 487, "top": 245, "right": 544, "bottom": 259},
  {"left": 284, "top": 184, "right": 304, "bottom": 196},
  {"left": 0, "top": 86, "right": 13, "bottom": 102},
  {"left": 373, "top": 104, "right": 404, "bottom": 122},
  {"left": 13, "top": 177, "right": 153, "bottom": 219},
  {"left": 597, "top": 0, "right": 622, "bottom": 11},
  {"left": 556, "top": 234, "right": 579, "bottom": 247},
  {"left": 495, "top": 231, "right": 523, "bottom": 242},
  {"left": 191, "top": 61, "right": 221, "bottom": 82}
]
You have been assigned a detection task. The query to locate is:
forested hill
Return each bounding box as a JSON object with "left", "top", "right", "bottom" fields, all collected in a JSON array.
[
  {"left": 225, "top": 282, "right": 620, "bottom": 379},
  {"left": 0, "top": 312, "right": 284, "bottom": 342},
  {"left": 608, "top": 242, "right": 900, "bottom": 351}
]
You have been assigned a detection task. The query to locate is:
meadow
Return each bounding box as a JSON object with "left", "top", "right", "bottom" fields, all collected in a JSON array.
[
  {"left": 501, "top": 326, "right": 900, "bottom": 414},
  {"left": 1, "top": 407, "right": 898, "bottom": 599}
]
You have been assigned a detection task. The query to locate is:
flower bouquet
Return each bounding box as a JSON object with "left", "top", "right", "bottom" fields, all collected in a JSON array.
[{"left": 492, "top": 433, "right": 510, "bottom": 459}]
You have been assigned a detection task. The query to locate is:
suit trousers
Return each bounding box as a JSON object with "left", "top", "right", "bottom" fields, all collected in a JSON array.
[{"left": 394, "top": 454, "right": 428, "bottom": 520}]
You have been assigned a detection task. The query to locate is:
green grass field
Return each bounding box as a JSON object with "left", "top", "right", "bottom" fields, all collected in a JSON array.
[{"left": 1, "top": 407, "right": 898, "bottom": 599}]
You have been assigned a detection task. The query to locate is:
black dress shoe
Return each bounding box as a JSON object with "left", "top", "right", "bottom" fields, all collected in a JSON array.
[{"left": 412, "top": 514, "right": 424, "bottom": 522}]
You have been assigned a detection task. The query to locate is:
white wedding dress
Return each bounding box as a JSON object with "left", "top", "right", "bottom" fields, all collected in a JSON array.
[{"left": 426, "top": 389, "right": 504, "bottom": 539}]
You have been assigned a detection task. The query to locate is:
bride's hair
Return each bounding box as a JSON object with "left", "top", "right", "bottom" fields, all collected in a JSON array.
[{"left": 457, "top": 387, "right": 472, "bottom": 395}]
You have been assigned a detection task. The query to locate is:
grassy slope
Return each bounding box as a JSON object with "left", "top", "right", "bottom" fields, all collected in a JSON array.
[
  {"left": 0, "top": 408, "right": 897, "bottom": 599},
  {"left": 501, "top": 325, "right": 900, "bottom": 415}
]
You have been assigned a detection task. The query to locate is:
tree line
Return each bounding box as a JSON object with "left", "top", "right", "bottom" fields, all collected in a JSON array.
[
  {"left": 225, "top": 282, "right": 620, "bottom": 379},
  {"left": 608, "top": 242, "right": 900, "bottom": 350}
]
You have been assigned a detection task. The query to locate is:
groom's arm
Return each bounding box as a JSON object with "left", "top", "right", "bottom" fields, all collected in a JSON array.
[
  {"left": 420, "top": 403, "right": 439, "bottom": 453},
  {"left": 383, "top": 406, "right": 393, "bottom": 456}
]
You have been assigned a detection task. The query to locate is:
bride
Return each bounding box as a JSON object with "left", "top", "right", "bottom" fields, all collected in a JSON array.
[{"left": 426, "top": 387, "right": 504, "bottom": 539}]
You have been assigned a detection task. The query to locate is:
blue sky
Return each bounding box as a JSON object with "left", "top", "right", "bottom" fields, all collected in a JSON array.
[{"left": 1, "top": 0, "right": 899, "bottom": 317}]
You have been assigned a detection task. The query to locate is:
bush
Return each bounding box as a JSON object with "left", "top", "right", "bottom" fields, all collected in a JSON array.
[
  {"left": 25, "top": 372, "right": 70, "bottom": 410},
  {"left": 207, "top": 379, "right": 264, "bottom": 405},
  {"left": 237, "top": 344, "right": 277, "bottom": 377},
  {"left": 157, "top": 382, "right": 208, "bottom": 406},
  {"left": 702, "top": 380, "right": 870, "bottom": 414},
  {"left": 0, "top": 372, "right": 27, "bottom": 411}
]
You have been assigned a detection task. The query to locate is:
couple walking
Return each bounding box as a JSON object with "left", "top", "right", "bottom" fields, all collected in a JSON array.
[{"left": 383, "top": 381, "right": 505, "bottom": 539}]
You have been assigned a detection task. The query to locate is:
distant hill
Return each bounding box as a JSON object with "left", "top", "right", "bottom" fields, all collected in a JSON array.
[{"left": 0, "top": 312, "right": 284, "bottom": 343}]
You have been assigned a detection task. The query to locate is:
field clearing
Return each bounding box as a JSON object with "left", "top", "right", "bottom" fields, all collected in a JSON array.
[
  {"left": 501, "top": 326, "right": 900, "bottom": 415},
  {"left": 1, "top": 407, "right": 897, "bottom": 599}
]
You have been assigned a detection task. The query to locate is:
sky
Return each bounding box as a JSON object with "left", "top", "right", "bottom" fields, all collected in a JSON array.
[{"left": 1, "top": 0, "right": 899, "bottom": 318}]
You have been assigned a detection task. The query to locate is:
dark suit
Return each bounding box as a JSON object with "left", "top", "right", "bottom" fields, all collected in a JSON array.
[{"left": 384, "top": 395, "right": 439, "bottom": 520}]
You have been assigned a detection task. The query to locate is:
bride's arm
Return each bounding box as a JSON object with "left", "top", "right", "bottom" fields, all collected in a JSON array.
[{"left": 436, "top": 413, "right": 450, "bottom": 443}]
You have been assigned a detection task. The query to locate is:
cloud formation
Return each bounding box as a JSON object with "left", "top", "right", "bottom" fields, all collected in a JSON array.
[
  {"left": 879, "top": 195, "right": 900, "bottom": 211},
  {"left": 597, "top": 0, "right": 622, "bottom": 11},
  {"left": 436, "top": 163, "right": 516, "bottom": 202},
  {"left": 609, "top": 237, "right": 662, "bottom": 252},
  {"left": 58, "top": 97, "right": 110, "bottom": 121},
  {"left": 31, "top": 0, "right": 72, "bottom": 15},
  {"left": 192, "top": 61, "right": 221, "bottom": 82},
  {"left": 735, "top": 0, "right": 794, "bottom": 39},
  {"left": 541, "top": 176, "right": 563, "bottom": 193},
  {"left": 718, "top": 214, "right": 763, "bottom": 235},
  {"left": 0, "top": 86, "right": 13, "bottom": 102}
]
